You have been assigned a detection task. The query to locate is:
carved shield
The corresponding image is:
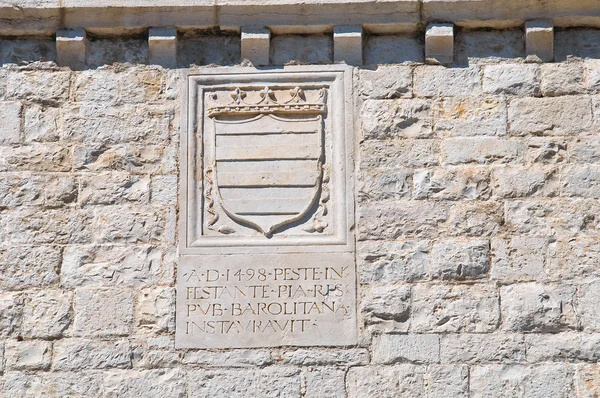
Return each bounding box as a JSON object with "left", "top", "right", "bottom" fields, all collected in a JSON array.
[{"left": 207, "top": 87, "right": 326, "bottom": 236}]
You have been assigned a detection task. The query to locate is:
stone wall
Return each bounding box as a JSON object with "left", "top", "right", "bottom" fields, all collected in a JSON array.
[{"left": 1, "top": 20, "right": 600, "bottom": 398}]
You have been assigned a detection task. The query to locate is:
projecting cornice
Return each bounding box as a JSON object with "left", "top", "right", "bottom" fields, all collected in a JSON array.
[{"left": 1, "top": 0, "right": 600, "bottom": 36}]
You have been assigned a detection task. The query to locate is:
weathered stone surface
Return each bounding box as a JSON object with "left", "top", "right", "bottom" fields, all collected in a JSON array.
[
  {"left": 424, "top": 365, "right": 469, "bottom": 398},
  {"left": 440, "top": 334, "right": 526, "bottom": 364},
  {"left": 455, "top": 30, "right": 524, "bottom": 65},
  {"left": 0, "top": 246, "right": 60, "bottom": 291},
  {"left": 91, "top": 206, "right": 164, "bottom": 243},
  {"left": 442, "top": 137, "right": 525, "bottom": 165},
  {"left": 470, "top": 364, "right": 574, "bottom": 398},
  {"left": 103, "top": 369, "right": 186, "bottom": 398},
  {"left": 0, "top": 143, "right": 71, "bottom": 172},
  {"left": 21, "top": 289, "right": 71, "bottom": 338},
  {"left": 347, "top": 365, "right": 425, "bottom": 398},
  {"left": 0, "top": 292, "right": 22, "bottom": 338},
  {"left": 23, "top": 104, "right": 59, "bottom": 142},
  {"left": 362, "top": 284, "right": 411, "bottom": 332},
  {"left": 362, "top": 99, "right": 432, "bottom": 139},
  {"left": 525, "top": 137, "right": 567, "bottom": 164},
  {"left": 136, "top": 286, "right": 175, "bottom": 333},
  {"left": 364, "top": 35, "right": 424, "bottom": 65},
  {"left": 52, "top": 339, "right": 131, "bottom": 370},
  {"left": 274, "top": 348, "right": 369, "bottom": 366},
  {"left": 491, "top": 237, "right": 549, "bottom": 282},
  {"left": 483, "top": 64, "right": 540, "bottom": 96},
  {"left": 358, "top": 202, "right": 448, "bottom": 240},
  {"left": 150, "top": 175, "right": 178, "bottom": 206},
  {"left": 73, "top": 288, "right": 133, "bottom": 337},
  {"left": 87, "top": 38, "right": 148, "bottom": 68},
  {"left": 182, "top": 349, "right": 273, "bottom": 367},
  {"left": 492, "top": 166, "right": 558, "bottom": 198},
  {"left": 525, "top": 333, "right": 600, "bottom": 362},
  {"left": 372, "top": 334, "right": 440, "bottom": 364},
  {"left": 179, "top": 36, "right": 241, "bottom": 67},
  {"left": 578, "top": 280, "right": 600, "bottom": 332},
  {"left": 0, "top": 174, "right": 76, "bottom": 208},
  {"left": 4, "top": 340, "right": 51, "bottom": 371},
  {"left": 5, "top": 70, "right": 70, "bottom": 103},
  {"left": 432, "top": 96, "right": 507, "bottom": 137},
  {"left": 73, "top": 143, "right": 176, "bottom": 174},
  {"left": 188, "top": 367, "right": 301, "bottom": 398},
  {"left": 411, "top": 284, "right": 500, "bottom": 333},
  {"left": 500, "top": 283, "right": 578, "bottom": 332},
  {"left": 303, "top": 367, "right": 346, "bottom": 398},
  {"left": 357, "top": 240, "right": 429, "bottom": 283},
  {"left": 270, "top": 35, "right": 332, "bottom": 65},
  {"left": 61, "top": 245, "right": 168, "bottom": 287},
  {"left": 508, "top": 96, "right": 593, "bottom": 136},
  {"left": 359, "top": 66, "right": 412, "bottom": 99},
  {"left": 360, "top": 139, "right": 440, "bottom": 168},
  {"left": 2, "top": 371, "right": 104, "bottom": 397},
  {"left": 413, "top": 167, "right": 490, "bottom": 200},
  {"left": 79, "top": 173, "right": 150, "bottom": 206},
  {"left": 540, "top": 62, "right": 586, "bottom": 96},
  {"left": 357, "top": 167, "right": 411, "bottom": 203},
  {"left": 0, "top": 101, "right": 22, "bottom": 144},
  {"left": 547, "top": 238, "right": 600, "bottom": 281},
  {"left": 575, "top": 364, "right": 600, "bottom": 398},
  {"left": 561, "top": 165, "right": 600, "bottom": 198},
  {"left": 414, "top": 66, "right": 481, "bottom": 97},
  {"left": 446, "top": 201, "right": 504, "bottom": 237},
  {"left": 430, "top": 239, "right": 490, "bottom": 280}
]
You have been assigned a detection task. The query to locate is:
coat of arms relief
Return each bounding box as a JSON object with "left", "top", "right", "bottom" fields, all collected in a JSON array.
[{"left": 202, "top": 85, "right": 333, "bottom": 238}]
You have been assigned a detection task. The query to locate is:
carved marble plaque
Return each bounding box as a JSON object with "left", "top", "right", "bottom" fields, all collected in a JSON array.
[{"left": 177, "top": 66, "right": 356, "bottom": 348}]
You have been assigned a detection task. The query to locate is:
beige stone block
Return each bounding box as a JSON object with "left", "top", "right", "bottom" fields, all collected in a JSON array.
[
  {"left": 526, "top": 20, "right": 553, "bottom": 62},
  {"left": 56, "top": 28, "right": 88, "bottom": 70},
  {"left": 148, "top": 27, "right": 177, "bottom": 68},
  {"left": 426, "top": 23, "right": 454, "bottom": 65},
  {"left": 333, "top": 25, "right": 362, "bottom": 65},
  {"left": 241, "top": 27, "right": 270, "bottom": 66}
]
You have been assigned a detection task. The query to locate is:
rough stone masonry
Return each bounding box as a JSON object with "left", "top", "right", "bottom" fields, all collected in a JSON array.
[{"left": 2, "top": 0, "right": 600, "bottom": 397}]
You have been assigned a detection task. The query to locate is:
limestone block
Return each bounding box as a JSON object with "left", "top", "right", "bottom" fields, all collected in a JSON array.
[
  {"left": 333, "top": 25, "right": 362, "bottom": 65},
  {"left": 414, "top": 65, "right": 481, "bottom": 97},
  {"left": 540, "top": 62, "right": 585, "bottom": 96},
  {"left": 87, "top": 38, "right": 148, "bottom": 68},
  {"left": 23, "top": 104, "right": 60, "bottom": 142},
  {"left": 492, "top": 166, "right": 558, "bottom": 198},
  {"left": 454, "top": 29, "right": 524, "bottom": 65},
  {"left": 411, "top": 284, "right": 500, "bottom": 333},
  {"left": 0, "top": 292, "right": 22, "bottom": 338},
  {"left": 273, "top": 348, "right": 369, "bottom": 366},
  {"left": 358, "top": 202, "right": 448, "bottom": 240},
  {"left": 413, "top": 167, "right": 491, "bottom": 200},
  {"left": 303, "top": 367, "right": 346, "bottom": 398},
  {"left": 364, "top": 35, "right": 424, "bottom": 65},
  {"left": 179, "top": 35, "right": 241, "bottom": 67},
  {"left": 79, "top": 173, "right": 150, "bottom": 206},
  {"left": 526, "top": 20, "right": 554, "bottom": 62},
  {"left": 5, "top": 340, "right": 51, "bottom": 371},
  {"left": 21, "top": 290, "right": 72, "bottom": 339},
  {"left": 362, "top": 99, "right": 433, "bottom": 139},
  {"left": 578, "top": 280, "right": 600, "bottom": 332},
  {"left": 73, "top": 288, "right": 134, "bottom": 337},
  {"left": 91, "top": 206, "right": 164, "bottom": 244},
  {"left": 547, "top": 238, "right": 600, "bottom": 281},
  {"left": 150, "top": 175, "right": 178, "bottom": 206},
  {"left": 0, "top": 174, "right": 75, "bottom": 208},
  {"left": 134, "top": 346, "right": 180, "bottom": 369},
  {"left": 569, "top": 137, "right": 600, "bottom": 164},
  {"left": 52, "top": 339, "right": 132, "bottom": 370},
  {"left": 561, "top": 165, "right": 600, "bottom": 198},
  {"left": 0, "top": 102, "right": 22, "bottom": 144},
  {"left": 360, "top": 139, "right": 440, "bottom": 169},
  {"left": 137, "top": 286, "right": 175, "bottom": 333},
  {"left": 361, "top": 284, "right": 411, "bottom": 332},
  {"left": 446, "top": 201, "right": 504, "bottom": 237},
  {"left": 500, "top": 283, "right": 578, "bottom": 332},
  {"left": 0, "top": 143, "right": 71, "bottom": 172},
  {"left": 0, "top": 246, "right": 60, "bottom": 291},
  {"left": 357, "top": 240, "right": 429, "bottom": 283},
  {"left": 148, "top": 27, "right": 177, "bottom": 68},
  {"left": 525, "top": 333, "right": 600, "bottom": 362},
  {"left": 432, "top": 95, "right": 507, "bottom": 137},
  {"left": 506, "top": 199, "right": 600, "bottom": 236},
  {"left": 524, "top": 137, "right": 567, "bottom": 165},
  {"left": 61, "top": 245, "right": 168, "bottom": 288},
  {"left": 483, "top": 64, "right": 540, "bottom": 96},
  {"left": 2, "top": 372, "right": 104, "bottom": 397},
  {"left": 271, "top": 34, "right": 332, "bottom": 65},
  {"left": 508, "top": 96, "right": 593, "bottom": 136},
  {"left": 182, "top": 349, "right": 272, "bottom": 367},
  {"left": 103, "top": 369, "right": 187, "bottom": 398},
  {"left": 242, "top": 26, "right": 271, "bottom": 66},
  {"left": 56, "top": 28, "right": 88, "bottom": 70},
  {"left": 576, "top": 364, "right": 600, "bottom": 398},
  {"left": 429, "top": 238, "right": 490, "bottom": 280},
  {"left": 440, "top": 334, "right": 526, "bottom": 364},
  {"left": 424, "top": 365, "right": 469, "bottom": 398},
  {"left": 372, "top": 334, "right": 440, "bottom": 364},
  {"left": 442, "top": 137, "right": 525, "bottom": 165},
  {"left": 347, "top": 365, "right": 425, "bottom": 398},
  {"left": 359, "top": 66, "right": 412, "bottom": 99},
  {"left": 357, "top": 167, "right": 412, "bottom": 202},
  {"left": 491, "top": 237, "right": 549, "bottom": 282},
  {"left": 425, "top": 23, "right": 454, "bottom": 65},
  {"left": 6, "top": 70, "right": 70, "bottom": 103},
  {"left": 72, "top": 144, "right": 174, "bottom": 174},
  {"left": 470, "top": 364, "right": 574, "bottom": 398}
]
